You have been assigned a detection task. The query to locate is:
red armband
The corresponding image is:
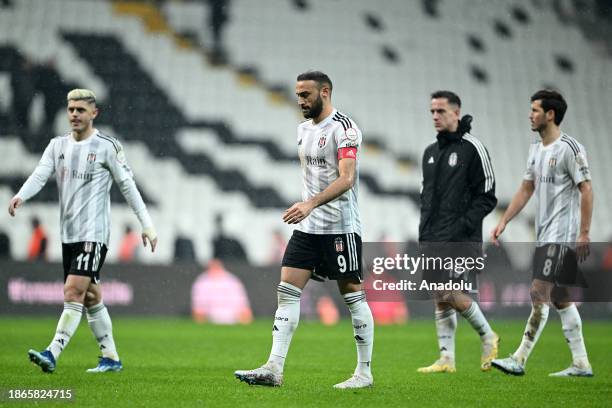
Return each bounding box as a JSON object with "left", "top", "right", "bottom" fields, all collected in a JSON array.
[{"left": 338, "top": 147, "right": 357, "bottom": 160}]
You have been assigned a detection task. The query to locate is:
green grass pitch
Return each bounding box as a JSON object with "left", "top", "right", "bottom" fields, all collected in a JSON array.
[{"left": 1, "top": 317, "right": 611, "bottom": 407}]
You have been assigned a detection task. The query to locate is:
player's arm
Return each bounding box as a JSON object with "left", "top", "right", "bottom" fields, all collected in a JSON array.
[
  {"left": 576, "top": 180, "right": 593, "bottom": 261},
  {"left": 567, "top": 144, "right": 593, "bottom": 261},
  {"left": 463, "top": 147, "right": 497, "bottom": 238},
  {"left": 107, "top": 143, "right": 157, "bottom": 252},
  {"left": 283, "top": 156, "right": 356, "bottom": 224},
  {"left": 492, "top": 144, "right": 537, "bottom": 244},
  {"left": 8, "top": 140, "right": 56, "bottom": 216},
  {"left": 491, "top": 180, "right": 534, "bottom": 244}
]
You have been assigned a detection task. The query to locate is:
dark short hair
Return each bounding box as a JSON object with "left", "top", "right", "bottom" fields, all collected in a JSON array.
[
  {"left": 297, "top": 71, "right": 333, "bottom": 92},
  {"left": 531, "top": 89, "right": 567, "bottom": 125},
  {"left": 431, "top": 90, "right": 461, "bottom": 107}
]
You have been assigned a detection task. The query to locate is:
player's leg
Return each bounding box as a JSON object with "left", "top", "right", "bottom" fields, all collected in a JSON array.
[
  {"left": 445, "top": 290, "right": 499, "bottom": 371},
  {"left": 267, "top": 267, "right": 310, "bottom": 371},
  {"left": 234, "top": 266, "right": 310, "bottom": 386},
  {"left": 84, "top": 281, "right": 122, "bottom": 373},
  {"left": 28, "top": 274, "right": 89, "bottom": 373},
  {"left": 417, "top": 299, "right": 457, "bottom": 373},
  {"left": 493, "top": 278, "right": 551, "bottom": 375},
  {"left": 334, "top": 277, "right": 374, "bottom": 388},
  {"left": 549, "top": 287, "right": 593, "bottom": 377}
]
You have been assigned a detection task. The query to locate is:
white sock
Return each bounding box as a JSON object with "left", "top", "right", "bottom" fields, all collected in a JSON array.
[
  {"left": 557, "top": 304, "right": 590, "bottom": 367},
  {"left": 435, "top": 308, "right": 456, "bottom": 361},
  {"left": 267, "top": 282, "right": 301, "bottom": 373},
  {"left": 460, "top": 301, "right": 494, "bottom": 339},
  {"left": 343, "top": 291, "right": 374, "bottom": 378},
  {"left": 47, "top": 302, "right": 83, "bottom": 360},
  {"left": 513, "top": 303, "right": 549, "bottom": 365},
  {"left": 86, "top": 303, "right": 119, "bottom": 361}
]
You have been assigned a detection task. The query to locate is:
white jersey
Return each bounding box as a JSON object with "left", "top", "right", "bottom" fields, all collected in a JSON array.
[
  {"left": 16, "top": 129, "right": 152, "bottom": 245},
  {"left": 296, "top": 109, "right": 362, "bottom": 235},
  {"left": 523, "top": 133, "right": 591, "bottom": 245}
]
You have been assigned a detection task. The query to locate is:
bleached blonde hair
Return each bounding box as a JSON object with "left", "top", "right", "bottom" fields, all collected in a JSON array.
[{"left": 67, "top": 89, "right": 96, "bottom": 104}]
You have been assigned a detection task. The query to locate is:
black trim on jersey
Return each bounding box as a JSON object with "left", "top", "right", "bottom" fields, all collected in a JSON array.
[
  {"left": 333, "top": 113, "right": 351, "bottom": 131},
  {"left": 97, "top": 133, "right": 120, "bottom": 153},
  {"left": 561, "top": 136, "right": 579, "bottom": 156},
  {"left": 335, "top": 112, "right": 352, "bottom": 129},
  {"left": 561, "top": 138, "right": 579, "bottom": 156}
]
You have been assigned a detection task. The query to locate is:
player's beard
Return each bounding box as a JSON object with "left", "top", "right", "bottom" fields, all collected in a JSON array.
[
  {"left": 302, "top": 95, "right": 323, "bottom": 119},
  {"left": 532, "top": 121, "right": 546, "bottom": 133}
]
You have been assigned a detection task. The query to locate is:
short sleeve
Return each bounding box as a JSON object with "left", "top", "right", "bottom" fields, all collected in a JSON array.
[
  {"left": 106, "top": 141, "right": 133, "bottom": 183},
  {"left": 335, "top": 124, "right": 362, "bottom": 150},
  {"left": 565, "top": 143, "right": 591, "bottom": 185}
]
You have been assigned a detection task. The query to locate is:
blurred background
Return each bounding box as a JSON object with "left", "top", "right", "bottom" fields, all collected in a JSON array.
[{"left": 0, "top": 0, "right": 611, "bottom": 320}]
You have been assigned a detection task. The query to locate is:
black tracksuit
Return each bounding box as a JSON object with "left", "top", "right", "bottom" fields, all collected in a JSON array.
[{"left": 419, "top": 125, "right": 497, "bottom": 243}]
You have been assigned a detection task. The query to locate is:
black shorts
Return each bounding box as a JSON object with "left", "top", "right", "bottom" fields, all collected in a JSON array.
[
  {"left": 533, "top": 244, "right": 586, "bottom": 287},
  {"left": 62, "top": 242, "right": 108, "bottom": 283},
  {"left": 282, "top": 230, "right": 363, "bottom": 282}
]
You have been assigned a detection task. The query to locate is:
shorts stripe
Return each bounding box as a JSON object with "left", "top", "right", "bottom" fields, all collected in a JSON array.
[
  {"left": 346, "top": 234, "right": 354, "bottom": 271},
  {"left": 349, "top": 233, "right": 358, "bottom": 271}
]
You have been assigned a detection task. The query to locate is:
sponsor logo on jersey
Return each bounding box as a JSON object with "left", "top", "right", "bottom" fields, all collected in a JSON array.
[
  {"left": 334, "top": 237, "right": 344, "bottom": 253},
  {"left": 448, "top": 152, "right": 458, "bottom": 167},
  {"left": 548, "top": 157, "right": 557, "bottom": 167},
  {"left": 539, "top": 175, "right": 555, "bottom": 183},
  {"left": 318, "top": 134, "right": 327, "bottom": 148},
  {"left": 87, "top": 153, "right": 97, "bottom": 163},
  {"left": 305, "top": 155, "right": 326, "bottom": 167},
  {"left": 59, "top": 153, "right": 64, "bottom": 160},
  {"left": 71, "top": 170, "right": 93, "bottom": 181}
]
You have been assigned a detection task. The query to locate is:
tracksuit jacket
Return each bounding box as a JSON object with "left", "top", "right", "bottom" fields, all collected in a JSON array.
[{"left": 418, "top": 116, "right": 497, "bottom": 243}]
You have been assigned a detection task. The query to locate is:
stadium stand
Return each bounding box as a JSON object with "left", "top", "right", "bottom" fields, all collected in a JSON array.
[{"left": 0, "top": 0, "right": 610, "bottom": 265}]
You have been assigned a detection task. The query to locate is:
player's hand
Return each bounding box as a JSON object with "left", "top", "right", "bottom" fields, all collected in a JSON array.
[
  {"left": 491, "top": 221, "right": 506, "bottom": 246},
  {"left": 283, "top": 201, "right": 315, "bottom": 224},
  {"left": 142, "top": 227, "right": 158, "bottom": 253},
  {"left": 576, "top": 232, "right": 590, "bottom": 263},
  {"left": 8, "top": 197, "right": 22, "bottom": 217}
]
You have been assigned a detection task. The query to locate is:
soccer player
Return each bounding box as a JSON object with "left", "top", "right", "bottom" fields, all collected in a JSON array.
[
  {"left": 234, "top": 71, "right": 374, "bottom": 389},
  {"left": 418, "top": 91, "right": 499, "bottom": 373},
  {"left": 491, "top": 90, "right": 594, "bottom": 377},
  {"left": 7, "top": 89, "right": 158, "bottom": 373}
]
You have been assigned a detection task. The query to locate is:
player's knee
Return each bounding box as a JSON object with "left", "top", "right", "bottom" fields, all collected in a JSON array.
[
  {"left": 553, "top": 301, "right": 571, "bottom": 310},
  {"left": 529, "top": 285, "right": 548, "bottom": 304},
  {"left": 84, "top": 290, "right": 101, "bottom": 308},
  {"left": 64, "top": 286, "right": 86, "bottom": 302},
  {"left": 435, "top": 290, "right": 454, "bottom": 304}
]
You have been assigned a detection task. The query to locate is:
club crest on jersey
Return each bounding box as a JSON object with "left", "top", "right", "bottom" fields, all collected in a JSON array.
[
  {"left": 318, "top": 135, "right": 327, "bottom": 148},
  {"left": 548, "top": 157, "right": 557, "bottom": 167},
  {"left": 84, "top": 242, "right": 93, "bottom": 253},
  {"left": 87, "top": 152, "right": 97, "bottom": 163},
  {"left": 334, "top": 237, "right": 344, "bottom": 253},
  {"left": 448, "top": 152, "right": 458, "bottom": 167},
  {"left": 546, "top": 244, "right": 557, "bottom": 258}
]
